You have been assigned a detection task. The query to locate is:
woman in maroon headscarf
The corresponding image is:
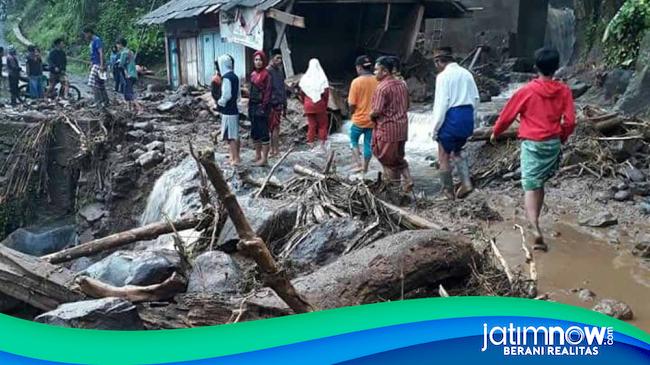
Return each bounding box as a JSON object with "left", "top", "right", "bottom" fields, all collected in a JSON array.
[{"left": 249, "top": 50, "right": 273, "bottom": 166}]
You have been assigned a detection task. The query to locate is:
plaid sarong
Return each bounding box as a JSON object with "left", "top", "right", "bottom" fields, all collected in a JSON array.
[{"left": 88, "top": 64, "right": 101, "bottom": 89}]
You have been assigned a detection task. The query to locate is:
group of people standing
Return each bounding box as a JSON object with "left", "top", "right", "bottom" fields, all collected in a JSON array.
[
  {"left": 83, "top": 27, "right": 142, "bottom": 113},
  {"left": 211, "top": 49, "right": 288, "bottom": 166},
  {"left": 211, "top": 45, "right": 575, "bottom": 251},
  {"left": 0, "top": 39, "right": 68, "bottom": 105}
]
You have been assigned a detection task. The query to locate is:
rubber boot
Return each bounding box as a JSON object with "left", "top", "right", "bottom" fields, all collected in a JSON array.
[{"left": 455, "top": 156, "right": 474, "bottom": 199}]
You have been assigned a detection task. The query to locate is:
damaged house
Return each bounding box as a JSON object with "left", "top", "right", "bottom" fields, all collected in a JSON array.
[{"left": 139, "top": 0, "right": 470, "bottom": 89}]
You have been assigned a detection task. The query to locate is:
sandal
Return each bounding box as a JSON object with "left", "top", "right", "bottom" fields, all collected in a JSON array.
[{"left": 533, "top": 235, "right": 548, "bottom": 252}]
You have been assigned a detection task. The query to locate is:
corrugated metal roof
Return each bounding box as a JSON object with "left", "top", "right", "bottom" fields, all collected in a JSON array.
[
  {"left": 138, "top": 0, "right": 229, "bottom": 25},
  {"left": 139, "top": 0, "right": 468, "bottom": 25}
]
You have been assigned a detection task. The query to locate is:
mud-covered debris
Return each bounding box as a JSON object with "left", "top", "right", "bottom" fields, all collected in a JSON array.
[
  {"left": 578, "top": 211, "right": 618, "bottom": 227},
  {"left": 592, "top": 298, "right": 634, "bottom": 320},
  {"left": 157, "top": 101, "right": 177, "bottom": 112}
]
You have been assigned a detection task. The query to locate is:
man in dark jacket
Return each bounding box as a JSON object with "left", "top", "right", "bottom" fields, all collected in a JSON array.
[
  {"left": 6, "top": 46, "right": 20, "bottom": 106},
  {"left": 47, "top": 38, "right": 68, "bottom": 99}
]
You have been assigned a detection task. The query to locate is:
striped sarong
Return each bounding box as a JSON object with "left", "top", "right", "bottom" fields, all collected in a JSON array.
[{"left": 520, "top": 138, "right": 561, "bottom": 191}]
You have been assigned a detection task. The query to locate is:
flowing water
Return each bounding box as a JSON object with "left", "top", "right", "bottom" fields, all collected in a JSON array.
[
  {"left": 139, "top": 157, "right": 202, "bottom": 250},
  {"left": 545, "top": 6, "right": 576, "bottom": 67}
]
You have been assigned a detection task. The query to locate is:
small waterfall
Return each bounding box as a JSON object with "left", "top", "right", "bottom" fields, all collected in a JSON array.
[
  {"left": 140, "top": 157, "right": 201, "bottom": 225},
  {"left": 139, "top": 157, "right": 202, "bottom": 250},
  {"left": 545, "top": 7, "right": 576, "bottom": 66}
]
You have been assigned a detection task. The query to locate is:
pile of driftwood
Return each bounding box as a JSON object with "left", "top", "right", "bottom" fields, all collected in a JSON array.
[{"left": 470, "top": 105, "right": 650, "bottom": 186}]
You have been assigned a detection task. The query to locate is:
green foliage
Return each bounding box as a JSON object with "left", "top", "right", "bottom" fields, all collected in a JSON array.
[
  {"left": 603, "top": 0, "right": 650, "bottom": 66},
  {"left": 18, "top": 0, "right": 165, "bottom": 67}
]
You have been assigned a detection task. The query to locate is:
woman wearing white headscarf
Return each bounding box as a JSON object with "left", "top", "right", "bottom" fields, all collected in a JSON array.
[{"left": 298, "top": 58, "right": 330, "bottom": 150}]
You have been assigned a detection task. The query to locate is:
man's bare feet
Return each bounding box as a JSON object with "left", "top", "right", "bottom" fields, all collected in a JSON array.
[
  {"left": 455, "top": 184, "right": 474, "bottom": 199},
  {"left": 254, "top": 159, "right": 268, "bottom": 167},
  {"left": 403, "top": 180, "right": 415, "bottom": 193}
]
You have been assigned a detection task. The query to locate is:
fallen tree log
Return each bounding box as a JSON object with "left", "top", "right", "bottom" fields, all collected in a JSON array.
[
  {"left": 77, "top": 272, "right": 187, "bottom": 303},
  {"left": 0, "top": 246, "right": 83, "bottom": 311},
  {"left": 44, "top": 215, "right": 205, "bottom": 264},
  {"left": 252, "top": 229, "right": 478, "bottom": 310},
  {"left": 198, "top": 148, "right": 314, "bottom": 314},
  {"left": 293, "top": 164, "right": 443, "bottom": 230},
  {"left": 469, "top": 126, "right": 518, "bottom": 141}
]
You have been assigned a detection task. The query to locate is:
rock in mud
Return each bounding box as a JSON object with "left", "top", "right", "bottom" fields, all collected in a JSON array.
[
  {"left": 595, "top": 191, "right": 613, "bottom": 203},
  {"left": 578, "top": 212, "right": 618, "bottom": 228},
  {"left": 577, "top": 289, "right": 596, "bottom": 302},
  {"left": 641, "top": 201, "right": 650, "bottom": 215},
  {"left": 146, "top": 141, "right": 165, "bottom": 153},
  {"left": 624, "top": 166, "right": 646, "bottom": 183},
  {"left": 592, "top": 299, "right": 634, "bottom": 320},
  {"left": 81, "top": 250, "right": 180, "bottom": 287},
  {"left": 35, "top": 298, "right": 144, "bottom": 330},
  {"left": 613, "top": 190, "right": 632, "bottom": 202},
  {"left": 187, "top": 251, "right": 242, "bottom": 294},
  {"left": 131, "top": 149, "right": 146, "bottom": 160},
  {"left": 218, "top": 198, "right": 297, "bottom": 253},
  {"left": 287, "top": 218, "right": 364, "bottom": 273},
  {"left": 631, "top": 182, "right": 650, "bottom": 196},
  {"left": 78, "top": 203, "right": 106, "bottom": 223},
  {"left": 633, "top": 236, "right": 650, "bottom": 258},
  {"left": 137, "top": 151, "right": 164, "bottom": 169},
  {"left": 615, "top": 182, "right": 629, "bottom": 191},
  {"left": 157, "top": 101, "right": 177, "bottom": 112},
  {"left": 127, "top": 130, "right": 147, "bottom": 141},
  {"left": 133, "top": 121, "right": 154, "bottom": 132}
]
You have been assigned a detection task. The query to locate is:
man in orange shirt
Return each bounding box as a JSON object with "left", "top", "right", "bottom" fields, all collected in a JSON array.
[{"left": 348, "top": 55, "right": 378, "bottom": 173}]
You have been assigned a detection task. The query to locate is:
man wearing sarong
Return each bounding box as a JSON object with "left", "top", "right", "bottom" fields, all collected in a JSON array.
[
  {"left": 370, "top": 56, "right": 413, "bottom": 192},
  {"left": 431, "top": 47, "right": 480, "bottom": 200},
  {"left": 83, "top": 27, "right": 109, "bottom": 107},
  {"left": 491, "top": 48, "right": 576, "bottom": 251},
  {"left": 267, "top": 49, "right": 287, "bottom": 157}
]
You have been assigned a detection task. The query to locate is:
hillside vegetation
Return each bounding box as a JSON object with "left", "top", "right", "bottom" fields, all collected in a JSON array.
[{"left": 11, "top": 0, "right": 165, "bottom": 66}]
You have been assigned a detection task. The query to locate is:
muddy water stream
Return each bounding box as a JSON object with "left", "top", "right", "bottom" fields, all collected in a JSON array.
[{"left": 493, "top": 219, "right": 650, "bottom": 332}]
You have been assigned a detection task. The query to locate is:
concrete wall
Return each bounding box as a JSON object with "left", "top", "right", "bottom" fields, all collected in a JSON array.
[
  {"left": 431, "top": 0, "right": 521, "bottom": 56},
  {"left": 429, "top": 0, "right": 549, "bottom": 58}
]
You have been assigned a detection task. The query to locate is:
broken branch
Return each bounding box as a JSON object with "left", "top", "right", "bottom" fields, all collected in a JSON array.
[
  {"left": 198, "top": 148, "right": 314, "bottom": 314},
  {"left": 76, "top": 272, "right": 187, "bottom": 303}
]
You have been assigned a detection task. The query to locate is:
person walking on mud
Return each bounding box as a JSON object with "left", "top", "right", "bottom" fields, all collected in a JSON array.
[
  {"left": 267, "top": 48, "right": 287, "bottom": 157},
  {"left": 431, "top": 47, "right": 480, "bottom": 200},
  {"left": 490, "top": 48, "right": 576, "bottom": 251},
  {"left": 6, "top": 46, "right": 20, "bottom": 106},
  {"left": 348, "top": 55, "right": 378, "bottom": 173},
  {"left": 248, "top": 50, "right": 272, "bottom": 166},
  {"left": 370, "top": 56, "right": 414, "bottom": 192},
  {"left": 217, "top": 54, "right": 241, "bottom": 166},
  {"left": 83, "top": 27, "right": 109, "bottom": 106},
  {"left": 298, "top": 58, "right": 330, "bottom": 152}
]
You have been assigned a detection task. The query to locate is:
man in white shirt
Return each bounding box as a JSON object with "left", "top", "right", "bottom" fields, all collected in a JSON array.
[{"left": 431, "top": 47, "right": 480, "bottom": 199}]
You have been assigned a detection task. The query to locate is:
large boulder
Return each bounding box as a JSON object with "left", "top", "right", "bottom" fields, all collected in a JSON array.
[
  {"left": 187, "top": 251, "right": 243, "bottom": 294},
  {"left": 35, "top": 298, "right": 144, "bottom": 330},
  {"left": 1, "top": 223, "right": 77, "bottom": 256},
  {"left": 287, "top": 218, "right": 364, "bottom": 273},
  {"left": 218, "top": 197, "right": 297, "bottom": 253},
  {"left": 81, "top": 250, "right": 180, "bottom": 287},
  {"left": 604, "top": 68, "right": 634, "bottom": 102},
  {"left": 406, "top": 77, "right": 429, "bottom": 102},
  {"left": 253, "top": 229, "right": 479, "bottom": 310},
  {"left": 137, "top": 151, "right": 164, "bottom": 169},
  {"left": 617, "top": 31, "right": 650, "bottom": 117}
]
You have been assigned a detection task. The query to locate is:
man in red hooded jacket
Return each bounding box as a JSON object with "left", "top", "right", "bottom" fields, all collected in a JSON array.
[{"left": 490, "top": 48, "right": 576, "bottom": 252}]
